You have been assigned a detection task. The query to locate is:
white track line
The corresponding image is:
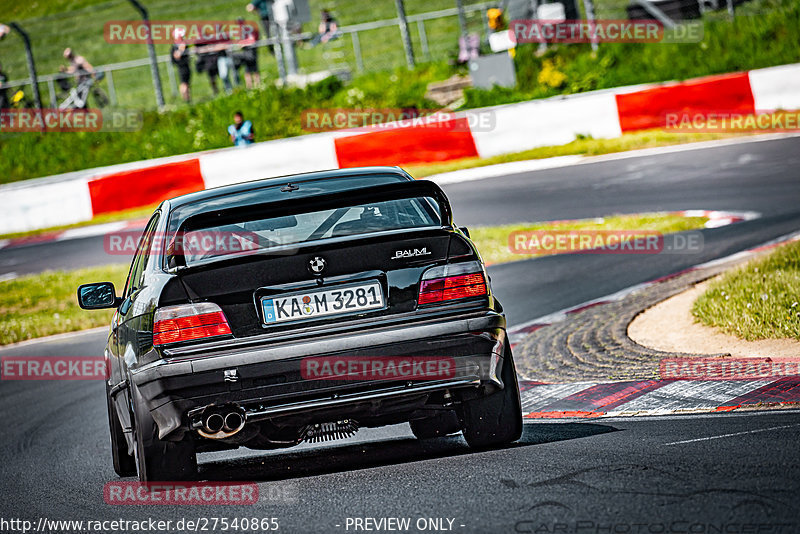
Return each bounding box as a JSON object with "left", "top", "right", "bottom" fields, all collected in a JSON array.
[
  {"left": 0, "top": 272, "right": 18, "bottom": 283},
  {"left": 0, "top": 326, "right": 108, "bottom": 350},
  {"left": 664, "top": 423, "right": 800, "bottom": 445},
  {"left": 57, "top": 220, "right": 131, "bottom": 241},
  {"left": 427, "top": 156, "right": 584, "bottom": 185}
]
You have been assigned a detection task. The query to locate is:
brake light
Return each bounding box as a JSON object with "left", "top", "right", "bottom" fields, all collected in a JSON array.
[
  {"left": 153, "top": 302, "right": 232, "bottom": 346},
  {"left": 419, "top": 262, "right": 488, "bottom": 305}
]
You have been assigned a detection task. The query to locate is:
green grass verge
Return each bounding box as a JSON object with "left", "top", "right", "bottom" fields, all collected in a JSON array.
[
  {"left": 0, "top": 213, "right": 707, "bottom": 344},
  {"left": 0, "top": 264, "right": 128, "bottom": 345},
  {"left": 692, "top": 240, "right": 800, "bottom": 341},
  {"left": 470, "top": 213, "right": 708, "bottom": 265}
]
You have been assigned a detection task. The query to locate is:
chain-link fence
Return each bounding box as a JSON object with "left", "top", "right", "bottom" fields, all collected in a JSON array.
[
  {"left": 0, "top": 0, "right": 496, "bottom": 110},
  {"left": 0, "top": 0, "right": 782, "bottom": 111}
]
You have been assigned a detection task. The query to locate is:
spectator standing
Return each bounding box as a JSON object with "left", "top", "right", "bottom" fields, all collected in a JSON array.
[
  {"left": 195, "top": 41, "right": 221, "bottom": 96},
  {"left": 228, "top": 111, "right": 255, "bottom": 147},
  {"left": 246, "top": 0, "right": 275, "bottom": 41},
  {"left": 195, "top": 36, "right": 239, "bottom": 95},
  {"left": 216, "top": 37, "right": 239, "bottom": 94},
  {"left": 234, "top": 18, "right": 261, "bottom": 89},
  {"left": 171, "top": 28, "right": 192, "bottom": 103}
]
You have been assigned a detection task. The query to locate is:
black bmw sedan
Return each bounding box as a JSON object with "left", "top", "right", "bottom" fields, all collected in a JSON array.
[{"left": 78, "top": 166, "right": 522, "bottom": 482}]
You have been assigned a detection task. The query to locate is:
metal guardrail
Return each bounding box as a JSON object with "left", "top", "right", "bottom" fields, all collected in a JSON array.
[{"left": 2, "top": 2, "right": 496, "bottom": 108}]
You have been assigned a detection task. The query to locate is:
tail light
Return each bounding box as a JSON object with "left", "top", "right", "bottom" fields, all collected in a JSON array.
[
  {"left": 153, "top": 302, "right": 232, "bottom": 346},
  {"left": 418, "top": 261, "right": 488, "bottom": 305}
]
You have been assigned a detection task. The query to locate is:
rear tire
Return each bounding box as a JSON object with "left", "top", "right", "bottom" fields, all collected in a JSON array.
[
  {"left": 409, "top": 410, "right": 461, "bottom": 440},
  {"left": 460, "top": 340, "right": 523, "bottom": 448},
  {"left": 131, "top": 385, "right": 197, "bottom": 483},
  {"left": 106, "top": 383, "right": 136, "bottom": 477}
]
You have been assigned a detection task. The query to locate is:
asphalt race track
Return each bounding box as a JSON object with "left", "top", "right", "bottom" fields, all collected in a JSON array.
[{"left": 1, "top": 136, "right": 799, "bottom": 532}]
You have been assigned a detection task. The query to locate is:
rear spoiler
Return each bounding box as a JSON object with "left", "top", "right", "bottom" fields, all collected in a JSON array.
[
  {"left": 179, "top": 179, "right": 453, "bottom": 233},
  {"left": 167, "top": 179, "right": 454, "bottom": 270}
]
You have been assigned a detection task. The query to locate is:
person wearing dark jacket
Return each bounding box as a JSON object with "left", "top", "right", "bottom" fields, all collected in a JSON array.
[{"left": 171, "top": 28, "right": 192, "bottom": 102}]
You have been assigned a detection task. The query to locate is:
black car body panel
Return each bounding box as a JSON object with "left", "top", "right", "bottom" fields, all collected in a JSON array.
[{"left": 90, "top": 167, "right": 516, "bottom": 464}]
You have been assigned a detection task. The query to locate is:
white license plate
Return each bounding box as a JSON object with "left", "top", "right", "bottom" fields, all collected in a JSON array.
[{"left": 262, "top": 281, "right": 384, "bottom": 324}]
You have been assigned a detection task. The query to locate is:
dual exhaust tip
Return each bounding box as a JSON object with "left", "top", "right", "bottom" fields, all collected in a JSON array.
[
  {"left": 197, "top": 407, "right": 245, "bottom": 439},
  {"left": 205, "top": 411, "right": 243, "bottom": 433}
]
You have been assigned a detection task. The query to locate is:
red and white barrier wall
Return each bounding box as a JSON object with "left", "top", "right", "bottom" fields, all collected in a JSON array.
[{"left": 2, "top": 63, "right": 799, "bottom": 234}]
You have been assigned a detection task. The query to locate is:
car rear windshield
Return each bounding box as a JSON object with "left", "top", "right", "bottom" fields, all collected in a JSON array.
[{"left": 169, "top": 196, "right": 441, "bottom": 267}]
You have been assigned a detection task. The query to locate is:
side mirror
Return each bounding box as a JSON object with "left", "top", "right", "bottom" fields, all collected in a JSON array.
[
  {"left": 77, "top": 282, "right": 120, "bottom": 310},
  {"left": 458, "top": 226, "right": 471, "bottom": 238}
]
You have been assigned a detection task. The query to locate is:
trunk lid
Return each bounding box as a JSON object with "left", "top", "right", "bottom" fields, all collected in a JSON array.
[{"left": 167, "top": 181, "right": 462, "bottom": 338}]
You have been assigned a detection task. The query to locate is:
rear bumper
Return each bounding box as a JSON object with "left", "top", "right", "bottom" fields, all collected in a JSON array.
[{"left": 130, "top": 310, "right": 507, "bottom": 439}]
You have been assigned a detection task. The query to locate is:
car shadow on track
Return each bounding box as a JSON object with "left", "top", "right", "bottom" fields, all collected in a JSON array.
[{"left": 197, "top": 422, "right": 618, "bottom": 482}]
